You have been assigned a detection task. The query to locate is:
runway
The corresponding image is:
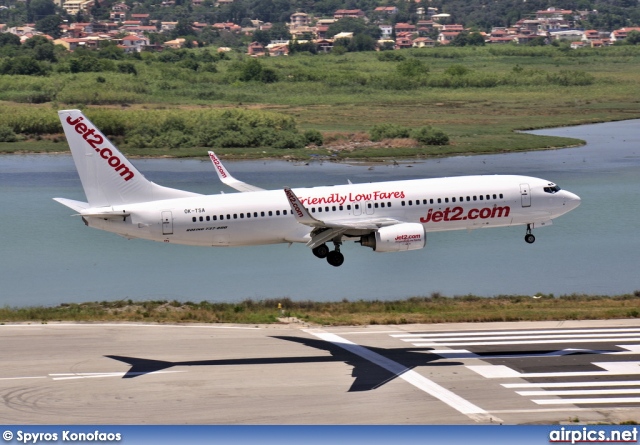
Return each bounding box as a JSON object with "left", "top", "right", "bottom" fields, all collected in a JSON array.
[{"left": 2, "top": 319, "right": 640, "bottom": 424}]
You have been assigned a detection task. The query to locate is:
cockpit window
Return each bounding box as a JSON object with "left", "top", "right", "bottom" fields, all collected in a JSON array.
[{"left": 544, "top": 184, "right": 561, "bottom": 194}]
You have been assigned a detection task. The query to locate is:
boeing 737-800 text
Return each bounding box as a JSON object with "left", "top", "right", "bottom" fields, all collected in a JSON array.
[{"left": 54, "top": 110, "right": 581, "bottom": 267}]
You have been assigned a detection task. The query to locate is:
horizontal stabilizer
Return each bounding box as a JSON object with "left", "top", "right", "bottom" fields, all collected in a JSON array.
[
  {"left": 53, "top": 197, "right": 90, "bottom": 213},
  {"left": 54, "top": 198, "right": 130, "bottom": 219}
]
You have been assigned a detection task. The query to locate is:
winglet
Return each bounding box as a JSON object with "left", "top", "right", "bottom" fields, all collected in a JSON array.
[
  {"left": 208, "top": 151, "right": 264, "bottom": 192},
  {"left": 284, "top": 188, "right": 322, "bottom": 227}
]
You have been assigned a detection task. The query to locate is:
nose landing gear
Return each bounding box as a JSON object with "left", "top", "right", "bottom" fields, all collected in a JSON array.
[{"left": 525, "top": 224, "right": 536, "bottom": 244}]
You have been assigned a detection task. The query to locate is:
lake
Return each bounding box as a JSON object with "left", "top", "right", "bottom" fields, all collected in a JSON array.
[{"left": 1, "top": 119, "right": 638, "bottom": 307}]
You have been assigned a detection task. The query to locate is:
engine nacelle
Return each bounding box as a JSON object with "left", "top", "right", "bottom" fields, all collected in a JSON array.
[{"left": 359, "top": 223, "right": 426, "bottom": 253}]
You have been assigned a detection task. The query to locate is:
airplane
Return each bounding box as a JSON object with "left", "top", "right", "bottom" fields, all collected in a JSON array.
[{"left": 54, "top": 109, "right": 581, "bottom": 267}]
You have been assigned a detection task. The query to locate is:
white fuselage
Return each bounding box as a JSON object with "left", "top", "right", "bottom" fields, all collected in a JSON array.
[{"left": 84, "top": 175, "right": 580, "bottom": 247}]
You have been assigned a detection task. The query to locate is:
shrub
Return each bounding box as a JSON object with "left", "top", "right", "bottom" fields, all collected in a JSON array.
[
  {"left": 396, "top": 58, "right": 429, "bottom": 77},
  {"left": 369, "top": 123, "right": 410, "bottom": 141},
  {"left": 303, "top": 129, "right": 323, "bottom": 146},
  {"left": 445, "top": 64, "right": 471, "bottom": 76},
  {"left": 272, "top": 131, "right": 306, "bottom": 149},
  {"left": 0, "top": 125, "right": 18, "bottom": 142},
  {"left": 411, "top": 126, "right": 450, "bottom": 146}
]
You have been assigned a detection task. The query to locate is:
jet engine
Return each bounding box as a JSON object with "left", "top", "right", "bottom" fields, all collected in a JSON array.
[{"left": 358, "top": 223, "right": 426, "bottom": 252}]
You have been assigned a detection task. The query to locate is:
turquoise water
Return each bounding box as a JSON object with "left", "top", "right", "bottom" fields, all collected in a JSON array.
[{"left": 1, "top": 120, "right": 639, "bottom": 307}]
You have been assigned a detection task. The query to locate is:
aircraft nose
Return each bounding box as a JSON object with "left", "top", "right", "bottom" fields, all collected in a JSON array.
[{"left": 563, "top": 191, "right": 581, "bottom": 211}]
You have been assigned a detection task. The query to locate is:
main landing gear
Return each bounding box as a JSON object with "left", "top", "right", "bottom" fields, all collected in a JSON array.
[
  {"left": 312, "top": 242, "right": 344, "bottom": 267},
  {"left": 524, "top": 224, "right": 536, "bottom": 244}
]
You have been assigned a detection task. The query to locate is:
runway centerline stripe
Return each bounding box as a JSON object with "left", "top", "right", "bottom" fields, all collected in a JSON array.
[{"left": 305, "top": 329, "right": 501, "bottom": 424}]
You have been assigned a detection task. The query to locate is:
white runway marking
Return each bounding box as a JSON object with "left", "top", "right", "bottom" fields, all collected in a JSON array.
[
  {"left": 50, "top": 371, "right": 185, "bottom": 380},
  {"left": 470, "top": 361, "right": 640, "bottom": 379},
  {"left": 533, "top": 397, "right": 640, "bottom": 405},
  {"left": 306, "top": 329, "right": 502, "bottom": 423},
  {"left": 0, "top": 376, "right": 47, "bottom": 381},
  {"left": 394, "top": 329, "right": 640, "bottom": 347},
  {"left": 392, "top": 328, "right": 640, "bottom": 338},
  {"left": 503, "top": 381, "right": 640, "bottom": 389},
  {"left": 517, "top": 389, "right": 640, "bottom": 396},
  {"left": 0, "top": 323, "right": 260, "bottom": 330}
]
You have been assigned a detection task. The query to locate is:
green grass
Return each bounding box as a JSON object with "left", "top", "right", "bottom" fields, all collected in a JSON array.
[
  {"left": 2, "top": 293, "right": 639, "bottom": 326},
  {"left": 1, "top": 45, "right": 640, "bottom": 159}
]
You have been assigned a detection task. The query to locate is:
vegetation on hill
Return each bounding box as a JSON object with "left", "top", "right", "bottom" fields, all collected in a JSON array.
[{"left": 1, "top": 38, "right": 640, "bottom": 159}]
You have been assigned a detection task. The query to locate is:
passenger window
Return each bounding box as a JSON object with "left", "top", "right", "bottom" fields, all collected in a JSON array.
[
  {"left": 401, "top": 201, "right": 405, "bottom": 206},
  {"left": 445, "top": 198, "right": 449, "bottom": 203},
  {"left": 311, "top": 208, "right": 315, "bottom": 213},
  {"left": 206, "top": 216, "right": 210, "bottom": 221},
  {"left": 479, "top": 196, "right": 483, "bottom": 201},
  {"left": 233, "top": 214, "right": 238, "bottom": 219},
  {"left": 276, "top": 210, "right": 280, "bottom": 216},
  {"left": 452, "top": 197, "right": 456, "bottom": 203},
  {"left": 213, "top": 216, "right": 217, "bottom": 221},
  {"left": 192, "top": 217, "right": 196, "bottom": 222},
  {"left": 268, "top": 211, "right": 272, "bottom": 216},
  {"left": 283, "top": 210, "right": 287, "bottom": 215},
  {"left": 437, "top": 198, "right": 441, "bottom": 204},
  {"left": 261, "top": 212, "right": 265, "bottom": 217},
  {"left": 199, "top": 216, "right": 203, "bottom": 222},
  {"left": 347, "top": 205, "right": 351, "bottom": 210},
  {"left": 332, "top": 206, "right": 336, "bottom": 211}
]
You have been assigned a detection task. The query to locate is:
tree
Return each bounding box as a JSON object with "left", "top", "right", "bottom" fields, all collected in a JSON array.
[
  {"left": 35, "top": 14, "right": 63, "bottom": 39},
  {"left": 626, "top": 30, "right": 640, "bottom": 45},
  {"left": 0, "top": 33, "right": 21, "bottom": 47},
  {"left": 171, "top": 18, "right": 194, "bottom": 38},
  {"left": 252, "top": 29, "right": 271, "bottom": 46},
  {"left": 28, "top": 0, "right": 56, "bottom": 21}
]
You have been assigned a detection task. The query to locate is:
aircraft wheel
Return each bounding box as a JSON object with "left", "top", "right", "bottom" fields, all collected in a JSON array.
[
  {"left": 312, "top": 244, "right": 330, "bottom": 259},
  {"left": 326, "top": 251, "right": 345, "bottom": 267},
  {"left": 525, "top": 234, "right": 536, "bottom": 244}
]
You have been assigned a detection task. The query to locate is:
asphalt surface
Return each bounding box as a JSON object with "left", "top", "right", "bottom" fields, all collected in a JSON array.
[{"left": 2, "top": 319, "right": 640, "bottom": 424}]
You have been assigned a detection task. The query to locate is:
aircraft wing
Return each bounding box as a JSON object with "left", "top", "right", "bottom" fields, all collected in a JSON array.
[
  {"left": 208, "top": 151, "right": 265, "bottom": 192},
  {"left": 284, "top": 188, "right": 407, "bottom": 249}
]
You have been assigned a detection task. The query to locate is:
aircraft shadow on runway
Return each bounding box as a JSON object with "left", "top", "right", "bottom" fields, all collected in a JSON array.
[{"left": 105, "top": 335, "right": 462, "bottom": 391}]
